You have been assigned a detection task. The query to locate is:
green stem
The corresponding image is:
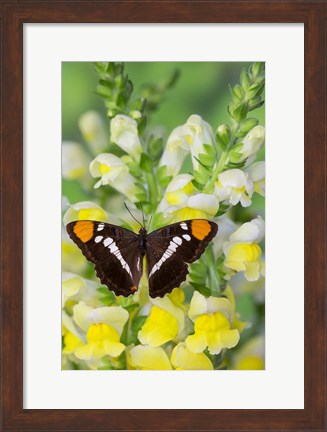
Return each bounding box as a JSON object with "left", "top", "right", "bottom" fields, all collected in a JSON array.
[
  {"left": 203, "top": 151, "right": 228, "bottom": 193},
  {"left": 146, "top": 170, "right": 160, "bottom": 208},
  {"left": 203, "top": 120, "right": 240, "bottom": 193},
  {"left": 205, "top": 245, "right": 221, "bottom": 297}
]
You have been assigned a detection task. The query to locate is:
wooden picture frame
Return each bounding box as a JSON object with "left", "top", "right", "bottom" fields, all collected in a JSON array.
[{"left": 1, "top": 1, "right": 325, "bottom": 431}]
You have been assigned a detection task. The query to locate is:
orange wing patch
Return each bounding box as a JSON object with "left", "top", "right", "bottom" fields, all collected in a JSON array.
[
  {"left": 73, "top": 221, "right": 94, "bottom": 243},
  {"left": 191, "top": 220, "right": 212, "bottom": 240}
]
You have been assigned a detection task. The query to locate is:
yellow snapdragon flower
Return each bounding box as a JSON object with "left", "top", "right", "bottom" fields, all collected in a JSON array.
[
  {"left": 171, "top": 342, "right": 213, "bottom": 370},
  {"left": 75, "top": 323, "right": 125, "bottom": 360},
  {"left": 186, "top": 291, "right": 240, "bottom": 355},
  {"left": 72, "top": 302, "right": 128, "bottom": 360},
  {"left": 157, "top": 174, "right": 219, "bottom": 223},
  {"left": 138, "top": 306, "right": 179, "bottom": 347},
  {"left": 63, "top": 201, "right": 110, "bottom": 226},
  {"left": 129, "top": 345, "right": 172, "bottom": 370},
  {"left": 223, "top": 216, "right": 265, "bottom": 281}
]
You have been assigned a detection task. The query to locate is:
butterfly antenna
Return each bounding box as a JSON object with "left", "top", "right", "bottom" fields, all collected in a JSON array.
[
  {"left": 140, "top": 202, "right": 146, "bottom": 228},
  {"left": 147, "top": 213, "right": 153, "bottom": 231},
  {"left": 124, "top": 203, "right": 143, "bottom": 228}
]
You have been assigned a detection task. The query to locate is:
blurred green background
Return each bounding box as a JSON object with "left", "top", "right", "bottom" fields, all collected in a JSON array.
[
  {"left": 62, "top": 62, "right": 265, "bottom": 221},
  {"left": 62, "top": 62, "right": 265, "bottom": 141}
]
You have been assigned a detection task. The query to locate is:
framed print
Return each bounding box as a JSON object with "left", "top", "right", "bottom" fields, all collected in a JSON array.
[{"left": 1, "top": 1, "right": 326, "bottom": 431}]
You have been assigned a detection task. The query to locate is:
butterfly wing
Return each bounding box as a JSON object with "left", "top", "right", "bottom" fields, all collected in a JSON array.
[
  {"left": 66, "top": 220, "right": 143, "bottom": 297},
  {"left": 146, "top": 219, "right": 218, "bottom": 298}
]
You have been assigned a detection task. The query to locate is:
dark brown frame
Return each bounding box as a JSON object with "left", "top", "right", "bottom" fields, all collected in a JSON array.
[{"left": 1, "top": 1, "right": 326, "bottom": 431}]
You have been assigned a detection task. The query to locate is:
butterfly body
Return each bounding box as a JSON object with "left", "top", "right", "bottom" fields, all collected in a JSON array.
[{"left": 66, "top": 219, "right": 218, "bottom": 298}]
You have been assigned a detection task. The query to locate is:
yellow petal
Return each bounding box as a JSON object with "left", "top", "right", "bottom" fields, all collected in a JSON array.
[
  {"left": 86, "top": 323, "right": 120, "bottom": 343},
  {"left": 138, "top": 306, "right": 179, "bottom": 347},
  {"left": 185, "top": 332, "right": 207, "bottom": 353},
  {"left": 75, "top": 342, "right": 105, "bottom": 360},
  {"left": 129, "top": 345, "right": 172, "bottom": 370},
  {"left": 78, "top": 207, "right": 107, "bottom": 221},
  {"left": 62, "top": 331, "right": 83, "bottom": 354},
  {"left": 103, "top": 340, "right": 125, "bottom": 358},
  {"left": 236, "top": 355, "right": 264, "bottom": 370},
  {"left": 171, "top": 343, "right": 213, "bottom": 370}
]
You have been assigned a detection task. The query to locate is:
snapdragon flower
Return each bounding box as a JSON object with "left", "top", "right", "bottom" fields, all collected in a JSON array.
[
  {"left": 138, "top": 288, "right": 185, "bottom": 347},
  {"left": 215, "top": 169, "right": 254, "bottom": 207},
  {"left": 62, "top": 272, "right": 101, "bottom": 308},
  {"left": 158, "top": 174, "right": 219, "bottom": 222},
  {"left": 229, "top": 125, "right": 265, "bottom": 164},
  {"left": 73, "top": 301, "right": 128, "bottom": 360},
  {"left": 89, "top": 153, "right": 143, "bottom": 202},
  {"left": 171, "top": 342, "right": 213, "bottom": 370},
  {"left": 63, "top": 201, "right": 110, "bottom": 226},
  {"left": 246, "top": 161, "right": 265, "bottom": 196},
  {"left": 62, "top": 141, "right": 90, "bottom": 180},
  {"left": 129, "top": 345, "right": 172, "bottom": 370},
  {"left": 159, "top": 125, "right": 190, "bottom": 177},
  {"left": 183, "top": 114, "right": 216, "bottom": 171},
  {"left": 110, "top": 114, "right": 142, "bottom": 162},
  {"left": 78, "top": 111, "right": 108, "bottom": 154},
  {"left": 186, "top": 291, "right": 240, "bottom": 355},
  {"left": 232, "top": 335, "right": 265, "bottom": 370},
  {"left": 223, "top": 216, "right": 265, "bottom": 281}
]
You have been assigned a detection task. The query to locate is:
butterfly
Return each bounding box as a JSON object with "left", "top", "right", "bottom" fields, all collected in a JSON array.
[{"left": 66, "top": 219, "right": 218, "bottom": 298}]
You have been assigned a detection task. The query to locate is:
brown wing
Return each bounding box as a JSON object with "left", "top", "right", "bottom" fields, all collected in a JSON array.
[
  {"left": 66, "top": 220, "right": 142, "bottom": 297},
  {"left": 146, "top": 219, "right": 218, "bottom": 298}
]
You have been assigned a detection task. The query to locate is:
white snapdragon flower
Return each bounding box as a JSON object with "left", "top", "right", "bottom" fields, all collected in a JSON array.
[
  {"left": 183, "top": 114, "right": 216, "bottom": 171},
  {"left": 78, "top": 111, "right": 108, "bottom": 154},
  {"left": 215, "top": 169, "right": 254, "bottom": 207},
  {"left": 223, "top": 216, "right": 265, "bottom": 281},
  {"left": 246, "top": 161, "right": 265, "bottom": 196},
  {"left": 159, "top": 125, "right": 190, "bottom": 176},
  {"left": 157, "top": 174, "right": 219, "bottom": 222},
  {"left": 72, "top": 302, "right": 129, "bottom": 361},
  {"left": 62, "top": 141, "right": 90, "bottom": 180},
  {"left": 63, "top": 201, "right": 110, "bottom": 225},
  {"left": 110, "top": 114, "right": 142, "bottom": 162},
  {"left": 185, "top": 291, "right": 240, "bottom": 355},
  {"left": 240, "top": 125, "right": 265, "bottom": 160},
  {"left": 62, "top": 273, "right": 101, "bottom": 308},
  {"left": 89, "top": 153, "right": 142, "bottom": 202}
]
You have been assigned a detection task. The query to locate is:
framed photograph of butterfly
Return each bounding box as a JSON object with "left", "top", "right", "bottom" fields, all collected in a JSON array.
[{"left": 62, "top": 61, "right": 265, "bottom": 371}]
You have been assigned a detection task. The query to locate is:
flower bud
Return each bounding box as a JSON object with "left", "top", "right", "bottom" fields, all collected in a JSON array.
[
  {"left": 78, "top": 111, "right": 107, "bottom": 154},
  {"left": 110, "top": 114, "right": 142, "bottom": 162},
  {"left": 216, "top": 124, "right": 231, "bottom": 150}
]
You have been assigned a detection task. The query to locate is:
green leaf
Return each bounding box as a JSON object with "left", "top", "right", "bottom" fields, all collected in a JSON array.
[
  {"left": 189, "top": 271, "right": 206, "bottom": 285},
  {"left": 191, "top": 179, "right": 205, "bottom": 191},
  {"left": 231, "top": 101, "right": 248, "bottom": 122},
  {"left": 148, "top": 137, "right": 163, "bottom": 160},
  {"left": 246, "top": 82, "right": 265, "bottom": 100},
  {"left": 196, "top": 162, "right": 211, "bottom": 178},
  {"left": 97, "top": 286, "right": 111, "bottom": 295},
  {"left": 194, "top": 170, "right": 209, "bottom": 185},
  {"left": 203, "top": 143, "right": 216, "bottom": 158},
  {"left": 251, "top": 62, "right": 265, "bottom": 79},
  {"left": 190, "top": 282, "right": 211, "bottom": 297},
  {"left": 240, "top": 68, "right": 251, "bottom": 91},
  {"left": 129, "top": 96, "right": 146, "bottom": 112},
  {"left": 140, "top": 153, "right": 153, "bottom": 172},
  {"left": 137, "top": 116, "right": 147, "bottom": 135},
  {"left": 248, "top": 98, "right": 264, "bottom": 111},
  {"left": 238, "top": 118, "right": 258, "bottom": 136},
  {"left": 197, "top": 153, "right": 215, "bottom": 168},
  {"left": 99, "top": 296, "right": 115, "bottom": 306},
  {"left": 233, "top": 84, "right": 245, "bottom": 101},
  {"left": 157, "top": 165, "right": 172, "bottom": 188}
]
